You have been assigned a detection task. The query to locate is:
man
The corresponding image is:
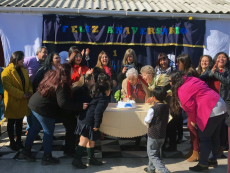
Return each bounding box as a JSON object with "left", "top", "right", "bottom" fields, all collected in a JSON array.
[
  {"left": 23, "top": 46, "right": 48, "bottom": 82},
  {"left": 23, "top": 46, "right": 48, "bottom": 135}
]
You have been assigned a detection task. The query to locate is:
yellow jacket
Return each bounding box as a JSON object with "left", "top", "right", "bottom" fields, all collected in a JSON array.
[{"left": 1, "top": 63, "right": 33, "bottom": 119}]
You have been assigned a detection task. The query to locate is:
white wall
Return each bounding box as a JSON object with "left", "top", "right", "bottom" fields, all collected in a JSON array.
[
  {"left": 0, "top": 13, "right": 43, "bottom": 66},
  {"left": 203, "top": 20, "right": 230, "bottom": 58}
]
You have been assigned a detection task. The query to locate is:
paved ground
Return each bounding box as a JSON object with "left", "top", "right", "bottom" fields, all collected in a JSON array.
[
  {"left": 0, "top": 157, "right": 228, "bottom": 173},
  {"left": 0, "top": 124, "right": 228, "bottom": 173}
]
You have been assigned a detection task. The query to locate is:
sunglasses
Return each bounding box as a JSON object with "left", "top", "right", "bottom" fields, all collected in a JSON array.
[{"left": 169, "top": 80, "right": 172, "bottom": 82}]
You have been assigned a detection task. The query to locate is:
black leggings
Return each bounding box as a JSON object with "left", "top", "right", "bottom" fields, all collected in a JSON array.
[{"left": 7, "top": 118, "right": 23, "bottom": 143}]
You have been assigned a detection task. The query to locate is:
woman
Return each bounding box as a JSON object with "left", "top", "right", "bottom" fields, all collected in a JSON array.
[
  {"left": 176, "top": 54, "right": 200, "bottom": 162},
  {"left": 94, "top": 51, "right": 117, "bottom": 86},
  {"left": 62, "top": 73, "right": 95, "bottom": 157},
  {"left": 1, "top": 51, "right": 33, "bottom": 151},
  {"left": 197, "top": 55, "right": 213, "bottom": 76},
  {"left": 200, "top": 52, "right": 230, "bottom": 157},
  {"left": 140, "top": 65, "right": 170, "bottom": 101},
  {"left": 155, "top": 53, "right": 175, "bottom": 75},
  {"left": 69, "top": 49, "right": 91, "bottom": 84},
  {"left": 141, "top": 65, "right": 180, "bottom": 151},
  {"left": 170, "top": 70, "right": 227, "bottom": 172},
  {"left": 121, "top": 68, "right": 150, "bottom": 146},
  {"left": 61, "top": 46, "right": 90, "bottom": 65},
  {"left": 19, "top": 64, "right": 88, "bottom": 165},
  {"left": 121, "top": 68, "right": 150, "bottom": 103},
  {"left": 33, "top": 52, "right": 61, "bottom": 92},
  {"left": 177, "top": 54, "right": 199, "bottom": 78},
  {"left": 117, "top": 48, "right": 143, "bottom": 83}
]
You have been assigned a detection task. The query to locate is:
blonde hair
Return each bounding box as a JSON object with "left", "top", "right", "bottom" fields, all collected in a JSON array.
[
  {"left": 140, "top": 65, "right": 155, "bottom": 75},
  {"left": 95, "top": 51, "right": 112, "bottom": 70},
  {"left": 126, "top": 68, "right": 138, "bottom": 78},
  {"left": 122, "top": 49, "right": 137, "bottom": 65}
]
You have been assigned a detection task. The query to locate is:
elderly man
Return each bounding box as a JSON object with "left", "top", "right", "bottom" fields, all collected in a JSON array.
[
  {"left": 121, "top": 68, "right": 150, "bottom": 103},
  {"left": 23, "top": 46, "right": 48, "bottom": 135}
]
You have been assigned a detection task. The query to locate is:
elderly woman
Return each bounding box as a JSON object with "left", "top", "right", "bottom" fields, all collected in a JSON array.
[
  {"left": 121, "top": 68, "right": 150, "bottom": 146},
  {"left": 121, "top": 68, "right": 150, "bottom": 103},
  {"left": 141, "top": 65, "right": 182, "bottom": 152},
  {"left": 140, "top": 65, "right": 170, "bottom": 101}
]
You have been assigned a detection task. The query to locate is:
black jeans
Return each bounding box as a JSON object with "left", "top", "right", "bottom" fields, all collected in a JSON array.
[
  {"left": 61, "top": 116, "right": 77, "bottom": 154},
  {"left": 198, "top": 114, "right": 226, "bottom": 165},
  {"left": 166, "top": 113, "right": 180, "bottom": 148},
  {"left": 7, "top": 118, "right": 23, "bottom": 143}
]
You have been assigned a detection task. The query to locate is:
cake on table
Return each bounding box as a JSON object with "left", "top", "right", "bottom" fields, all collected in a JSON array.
[{"left": 117, "top": 95, "right": 137, "bottom": 108}]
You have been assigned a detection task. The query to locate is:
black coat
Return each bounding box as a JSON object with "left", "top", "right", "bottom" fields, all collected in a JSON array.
[
  {"left": 117, "top": 63, "right": 143, "bottom": 83},
  {"left": 200, "top": 69, "right": 230, "bottom": 101},
  {"left": 32, "top": 66, "right": 49, "bottom": 93},
  {"left": 28, "top": 84, "right": 83, "bottom": 119},
  {"left": 78, "top": 92, "right": 109, "bottom": 128}
]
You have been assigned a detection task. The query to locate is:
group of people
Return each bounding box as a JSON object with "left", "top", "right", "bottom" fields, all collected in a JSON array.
[{"left": 1, "top": 45, "right": 230, "bottom": 173}]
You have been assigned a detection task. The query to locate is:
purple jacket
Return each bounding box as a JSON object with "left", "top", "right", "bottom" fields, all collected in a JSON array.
[
  {"left": 178, "top": 77, "right": 219, "bottom": 132},
  {"left": 23, "top": 56, "right": 41, "bottom": 82}
]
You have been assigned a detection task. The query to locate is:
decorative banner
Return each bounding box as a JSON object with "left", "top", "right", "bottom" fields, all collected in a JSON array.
[{"left": 43, "top": 15, "right": 205, "bottom": 48}]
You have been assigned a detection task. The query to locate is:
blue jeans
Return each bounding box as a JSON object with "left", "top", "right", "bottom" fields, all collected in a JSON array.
[
  {"left": 25, "top": 110, "right": 56, "bottom": 153},
  {"left": 147, "top": 137, "right": 170, "bottom": 173},
  {"left": 198, "top": 113, "right": 226, "bottom": 165},
  {"left": 26, "top": 112, "right": 32, "bottom": 131}
]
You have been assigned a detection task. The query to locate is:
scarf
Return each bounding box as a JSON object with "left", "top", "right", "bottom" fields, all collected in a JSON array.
[
  {"left": 127, "top": 75, "right": 147, "bottom": 100},
  {"left": 104, "top": 65, "right": 112, "bottom": 79},
  {"left": 148, "top": 74, "right": 170, "bottom": 91}
]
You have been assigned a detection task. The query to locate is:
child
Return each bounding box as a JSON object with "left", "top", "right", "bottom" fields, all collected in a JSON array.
[
  {"left": 72, "top": 81, "right": 111, "bottom": 169},
  {"left": 144, "top": 86, "right": 171, "bottom": 173}
]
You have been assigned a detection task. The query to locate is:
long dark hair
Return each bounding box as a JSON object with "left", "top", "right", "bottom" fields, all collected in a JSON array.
[
  {"left": 170, "top": 70, "right": 185, "bottom": 115},
  {"left": 197, "top": 55, "right": 213, "bottom": 75},
  {"left": 213, "top": 52, "right": 230, "bottom": 70},
  {"left": 38, "top": 63, "right": 71, "bottom": 97},
  {"left": 69, "top": 49, "right": 84, "bottom": 66},
  {"left": 90, "top": 81, "right": 110, "bottom": 98},
  {"left": 155, "top": 53, "right": 170, "bottom": 69},
  {"left": 9, "top": 51, "right": 24, "bottom": 66},
  {"left": 177, "top": 54, "right": 198, "bottom": 77},
  {"left": 43, "top": 52, "right": 59, "bottom": 70}
]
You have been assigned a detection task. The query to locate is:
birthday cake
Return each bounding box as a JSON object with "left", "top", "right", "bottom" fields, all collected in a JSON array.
[{"left": 117, "top": 100, "right": 137, "bottom": 108}]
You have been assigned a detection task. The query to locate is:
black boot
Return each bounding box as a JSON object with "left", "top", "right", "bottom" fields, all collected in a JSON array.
[
  {"left": 41, "top": 153, "right": 60, "bottom": 165},
  {"left": 16, "top": 140, "right": 24, "bottom": 150},
  {"left": 10, "top": 141, "right": 19, "bottom": 151},
  {"left": 87, "top": 148, "right": 103, "bottom": 166},
  {"left": 19, "top": 146, "right": 36, "bottom": 162},
  {"left": 208, "top": 160, "right": 218, "bottom": 168},
  {"left": 189, "top": 164, "right": 209, "bottom": 172},
  {"left": 72, "top": 145, "right": 87, "bottom": 169},
  {"left": 72, "top": 159, "right": 87, "bottom": 169}
]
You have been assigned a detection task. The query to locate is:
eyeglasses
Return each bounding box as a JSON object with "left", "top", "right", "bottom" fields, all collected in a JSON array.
[{"left": 169, "top": 80, "right": 172, "bottom": 82}]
